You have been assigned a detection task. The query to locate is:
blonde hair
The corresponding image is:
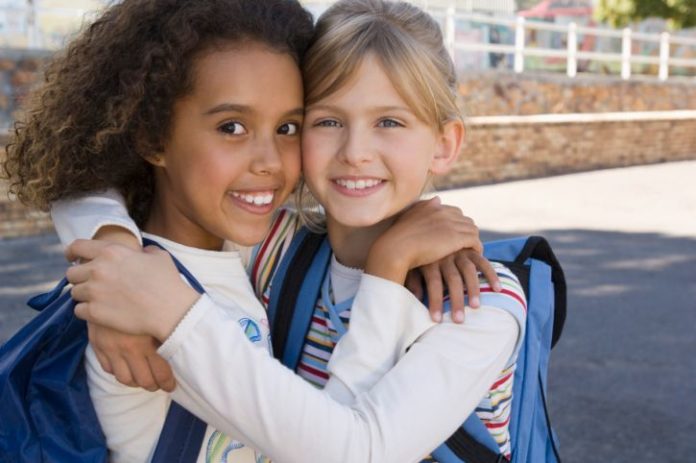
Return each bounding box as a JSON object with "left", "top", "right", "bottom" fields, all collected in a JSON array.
[
  {"left": 297, "top": 0, "right": 462, "bottom": 230},
  {"left": 304, "top": 0, "right": 461, "bottom": 128}
]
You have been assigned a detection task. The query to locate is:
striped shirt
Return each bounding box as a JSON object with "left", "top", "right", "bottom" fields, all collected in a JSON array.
[{"left": 251, "top": 208, "right": 526, "bottom": 460}]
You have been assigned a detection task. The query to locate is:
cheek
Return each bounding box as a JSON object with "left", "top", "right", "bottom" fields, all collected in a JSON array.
[
  {"left": 282, "top": 145, "right": 302, "bottom": 185},
  {"left": 301, "top": 132, "right": 333, "bottom": 173}
]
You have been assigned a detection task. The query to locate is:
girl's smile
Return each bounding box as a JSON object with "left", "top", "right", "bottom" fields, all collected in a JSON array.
[{"left": 331, "top": 176, "right": 386, "bottom": 197}]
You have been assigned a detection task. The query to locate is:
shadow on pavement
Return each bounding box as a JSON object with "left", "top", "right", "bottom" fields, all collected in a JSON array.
[{"left": 2, "top": 229, "right": 695, "bottom": 462}]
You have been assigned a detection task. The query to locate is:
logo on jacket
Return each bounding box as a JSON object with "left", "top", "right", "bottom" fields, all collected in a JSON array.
[{"left": 238, "top": 318, "right": 262, "bottom": 343}]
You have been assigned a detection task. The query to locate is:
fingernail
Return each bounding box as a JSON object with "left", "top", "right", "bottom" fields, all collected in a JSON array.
[
  {"left": 470, "top": 296, "right": 480, "bottom": 307},
  {"left": 433, "top": 311, "right": 442, "bottom": 322},
  {"left": 494, "top": 282, "right": 502, "bottom": 292},
  {"left": 454, "top": 311, "right": 465, "bottom": 323}
]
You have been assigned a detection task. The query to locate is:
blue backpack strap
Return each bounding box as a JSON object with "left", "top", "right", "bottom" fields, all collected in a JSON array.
[
  {"left": 267, "top": 226, "right": 311, "bottom": 329},
  {"left": 513, "top": 236, "right": 566, "bottom": 348},
  {"left": 142, "top": 238, "right": 208, "bottom": 463},
  {"left": 484, "top": 236, "right": 566, "bottom": 349},
  {"left": 151, "top": 401, "right": 208, "bottom": 463},
  {"left": 269, "top": 228, "right": 331, "bottom": 370},
  {"left": 431, "top": 414, "right": 508, "bottom": 463}
]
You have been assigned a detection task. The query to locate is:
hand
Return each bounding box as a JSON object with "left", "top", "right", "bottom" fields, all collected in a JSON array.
[
  {"left": 88, "top": 322, "right": 176, "bottom": 392},
  {"left": 65, "top": 240, "right": 200, "bottom": 342},
  {"left": 365, "top": 197, "right": 481, "bottom": 284},
  {"left": 406, "top": 249, "right": 502, "bottom": 324}
]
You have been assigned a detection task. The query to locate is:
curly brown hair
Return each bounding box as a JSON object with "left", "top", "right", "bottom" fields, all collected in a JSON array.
[{"left": 2, "top": 0, "right": 314, "bottom": 226}]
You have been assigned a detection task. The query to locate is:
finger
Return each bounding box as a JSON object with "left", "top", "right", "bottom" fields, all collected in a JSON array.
[
  {"left": 405, "top": 270, "right": 423, "bottom": 301},
  {"left": 65, "top": 261, "right": 95, "bottom": 285},
  {"left": 472, "top": 254, "right": 502, "bottom": 292},
  {"left": 422, "top": 264, "right": 443, "bottom": 322},
  {"left": 147, "top": 354, "right": 176, "bottom": 392},
  {"left": 110, "top": 356, "right": 137, "bottom": 388},
  {"left": 457, "top": 256, "right": 481, "bottom": 309},
  {"left": 442, "top": 258, "right": 465, "bottom": 323},
  {"left": 70, "top": 282, "right": 92, "bottom": 303},
  {"left": 64, "top": 239, "right": 111, "bottom": 263},
  {"left": 471, "top": 237, "right": 484, "bottom": 256},
  {"left": 92, "top": 346, "right": 114, "bottom": 375},
  {"left": 124, "top": 354, "right": 159, "bottom": 392},
  {"left": 460, "top": 222, "right": 483, "bottom": 255},
  {"left": 74, "top": 296, "right": 110, "bottom": 328},
  {"left": 74, "top": 301, "right": 91, "bottom": 321},
  {"left": 87, "top": 322, "right": 115, "bottom": 374}
]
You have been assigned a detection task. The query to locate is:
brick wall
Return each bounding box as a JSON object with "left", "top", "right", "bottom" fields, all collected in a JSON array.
[
  {"left": 459, "top": 72, "right": 696, "bottom": 116},
  {"left": 435, "top": 116, "right": 696, "bottom": 189}
]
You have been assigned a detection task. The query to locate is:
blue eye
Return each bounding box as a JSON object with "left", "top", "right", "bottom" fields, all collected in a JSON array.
[
  {"left": 316, "top": 119, "right": 342, "bottom": 128},
  {"left": 219, "top": 121, "right": 247, "bottom": 135},
  {"left": 278, "top": 122, "right": 300, "bottom": 135},
  {"left": 377, "top": 119, "right": 402, "bottom": 128}
]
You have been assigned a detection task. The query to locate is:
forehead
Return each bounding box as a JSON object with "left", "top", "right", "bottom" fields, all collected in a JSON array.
[
  {"left": 186, "top": 43, "right": 303, "bottom": 113},
  {"left": 315, "top": 53, "right": 405, "bottom": 106}
]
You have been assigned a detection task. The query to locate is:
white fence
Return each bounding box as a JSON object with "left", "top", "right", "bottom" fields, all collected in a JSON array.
[
  {"left": 2, "top": 2, "right": 696, "bottom": 81},
  {"left": 432, "top": 9, "right": 696, "bottom": 80}
]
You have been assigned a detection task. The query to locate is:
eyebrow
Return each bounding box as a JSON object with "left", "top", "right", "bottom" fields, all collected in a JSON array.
[
  {"left": 204, "top": 103, "right": 251, "bottom": 116},
  {"left": 204, "top": 104, "right": 305, "bottom": 118},
  {"left": 306, "top": 104, "right": 412, "bottom": 114}
]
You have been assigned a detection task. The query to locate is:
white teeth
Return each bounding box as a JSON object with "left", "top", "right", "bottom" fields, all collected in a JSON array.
[
  {"left": 231, "top": 192, "right": 274, "bottom": 206},
  {"left": 335, "top": 179, "right": 381, "bottom": 190}
]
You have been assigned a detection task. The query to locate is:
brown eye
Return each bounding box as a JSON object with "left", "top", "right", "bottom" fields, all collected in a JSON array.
[
  {"left": 218, "top": 121, "right": 247, "bottom": 135},
  {"left": 278, "top": 122, "right": 300, "bottom": 135}
]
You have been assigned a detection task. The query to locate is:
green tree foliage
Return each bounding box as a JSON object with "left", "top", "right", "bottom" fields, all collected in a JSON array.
[{"left": 596, "top": 0, "right": 696, "bottom": 29}]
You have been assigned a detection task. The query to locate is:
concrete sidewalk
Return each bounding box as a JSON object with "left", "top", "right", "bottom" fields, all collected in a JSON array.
[
  {"left": 1, "top": 161, "right": 695, "bottom": 462},
  {"left": 438, "top": 160, "right": 696, "bottom": 239}
]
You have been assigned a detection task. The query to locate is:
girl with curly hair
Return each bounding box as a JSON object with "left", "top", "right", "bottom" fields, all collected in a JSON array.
[{"left": 5, "top": 0, "right": 525, "bottom": 462}]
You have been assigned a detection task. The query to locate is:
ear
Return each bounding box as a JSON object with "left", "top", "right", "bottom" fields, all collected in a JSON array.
[
  {"left": 429, "top": 119, "right": 465, "bottom": 175},
  {"left": 143, "top": 152, "right": 166, "bottom": 168},
  {"left": 135, "top": 131, "right": 167, "bottom": 167}
]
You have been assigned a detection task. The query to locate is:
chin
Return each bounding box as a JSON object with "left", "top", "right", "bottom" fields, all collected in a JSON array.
[
  {"left": 333, "top": 213, "right": 385, "bottom": 229},
  {"left": 226, "top": 223, "right": 272, "bottom": 247}
]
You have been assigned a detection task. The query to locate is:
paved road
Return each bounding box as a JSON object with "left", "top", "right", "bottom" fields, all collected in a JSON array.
[{"left": 1, "top": 161, "right": 695, "bottom": 462}]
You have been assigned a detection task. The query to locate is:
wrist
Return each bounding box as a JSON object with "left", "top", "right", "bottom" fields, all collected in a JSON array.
[
  {"left": 93, "top": 225, "right": 141, "bottom": 250},
  {"left": 151, "top": 285, "right": 200, "bottom": 343},
  {"left": 365, "top": 242, "right": 409, "bottom": 284}
]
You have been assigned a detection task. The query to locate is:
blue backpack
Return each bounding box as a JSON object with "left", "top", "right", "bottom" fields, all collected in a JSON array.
[
  {"left": 267, "top": 228, "right": 567, "bottom": 463},
  {"left": 0, "top": 238, "right": 207, "bottom": 463}
]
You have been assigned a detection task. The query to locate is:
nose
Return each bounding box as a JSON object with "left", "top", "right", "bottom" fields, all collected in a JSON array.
[
  {"left": 337, "top": 126, "right": 373, "bottom": 166},
  {"left": 250, "top": 135, "right": 283, "bottom": 175}
]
